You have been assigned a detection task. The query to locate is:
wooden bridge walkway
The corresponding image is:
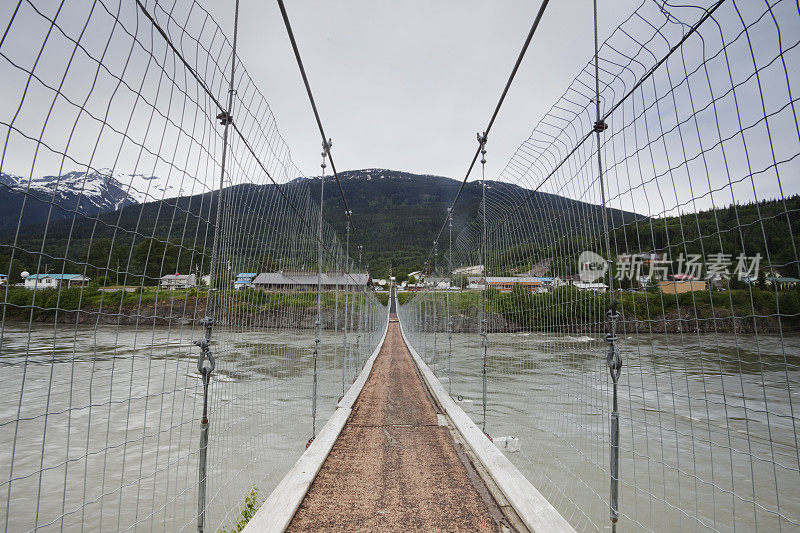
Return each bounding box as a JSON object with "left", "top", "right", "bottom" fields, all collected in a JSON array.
[
  {"left": 244, "top": 294, "right": 574, "bottom": 533},
  {"left": 286, "top": 317, "right": 512, "bottom": 531}
]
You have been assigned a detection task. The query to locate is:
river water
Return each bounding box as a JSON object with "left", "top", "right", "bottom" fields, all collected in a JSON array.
[
  {"left": 412, "top": 329, "right": 800, "bottom": 532},
  {"left": 0, "top": 323, "right": 376, "bottom": 533},
  {"left": 2, "top": 323, "right": 799, "bottom": 532}
]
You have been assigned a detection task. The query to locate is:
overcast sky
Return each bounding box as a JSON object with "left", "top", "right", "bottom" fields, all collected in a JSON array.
[
  {"left": 202, "top": 0, "right": 642, "bottom": 181},
  {"left": 1, "top": 0, "right": 797, "bottom": 214},
  {"left": 0, "top": 0, "right": 639, "bottom": 181}
]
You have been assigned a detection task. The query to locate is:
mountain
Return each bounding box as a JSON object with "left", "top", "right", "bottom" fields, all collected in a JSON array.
[
  {"left": 0, "top": 168, "right": 645, "bottom": 280},
  {"left": 2, "top": 167, "right": 796, "bottom": 285},
  {"left": 0, "top": 169, "right": 195, "bottom": 230},
  {"left": 320, "top": 169, "right": 474, "bottom": 275},
  {"left": 316, "top": 169, "right": 642, "bottom": 276}
]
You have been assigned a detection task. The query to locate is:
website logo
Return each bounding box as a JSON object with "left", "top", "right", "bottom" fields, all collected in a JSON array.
[{"left": 579, "top": 251, "right": 608, "bottom": 282}]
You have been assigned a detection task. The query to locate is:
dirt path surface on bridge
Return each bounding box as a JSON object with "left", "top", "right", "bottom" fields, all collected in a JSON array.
[{"left": 287, "top": 318, "right": 503, "bottom": 532}]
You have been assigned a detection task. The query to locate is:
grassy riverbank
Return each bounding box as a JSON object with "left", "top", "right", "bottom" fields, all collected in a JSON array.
[
  {"left": 401, "top": 286, "right": 800, "bottom": 333},
  {"left": 1, "top": 286, "right": 376, "bottom": 326}
]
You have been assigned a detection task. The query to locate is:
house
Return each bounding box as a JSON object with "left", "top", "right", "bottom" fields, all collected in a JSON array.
[
  {"left": 638, "top": 275, "right": 653, "bottom": 288},
  {"left": 483, "top": 276, "right": 543, "bottom": 293},
  {"left": 234, "top": 273, "right": 257, "bottom": 290},
  {"left": 534, "top": 276, "right": 565, "bottom": 288},
  {"left": 526, "top": 276, "right": 564, "bottom": 292},
  {"left": 659, "top": 280, "right": 707, "bottom": 294},
  {"left": 407, "top": 271, "right": 423, "bottom": 282},
  {"left": 23, "top": 273, "right": 90, "bottom": 290},
  {"left": 201, "top": 274, "right": 211, "bottom": 286},
  {"left": 405, "top": 282, "right": 425, "bottom": 292},
  {"left": 160, "top": 274, "right": 196, "bottom": 290},
  {"left": 425, "top": 277, "right": 451, "bottom": 290},
  {"left": 560, "top": 274, "right": 583, "bottom": 286},
  {"left": 466, "top": 276, "right": 484, "bottom": 290},
  {"left": 573, "top": 282, "right": 608, "bottom": 292},
  {"left": 0, "top": 274, "right": 6, "bottom": 286},
  {"left": 252, "top": 271, "right": 371, "bottom": 292},
  {"left": 767, "top": 276, "right": 800, "bottom": 289}
]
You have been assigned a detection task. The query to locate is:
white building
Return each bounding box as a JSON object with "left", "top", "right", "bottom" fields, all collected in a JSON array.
[
  {"left": 425, "top": 277, "right": 451, "bottom": 290},
  {"left": 573, "top": 282, "right": 608, "bottom": 292},
  {"left": 252, "top": 271, "right": 371, "bottom": 292},
  {"left": 160, "top": 274, "right": 196, "bottom": 290},
  {"left": 407, "top": 271, "right": 423, "bottom": 282},
  {"left": 466, "top": 276, "right": 484, "bottom": 290},
  {"left": 23, "top": 273, "right": 90, "bottom": 290},
  {"left": 233, "top": 273, "right": 256, "bottom": 290}
]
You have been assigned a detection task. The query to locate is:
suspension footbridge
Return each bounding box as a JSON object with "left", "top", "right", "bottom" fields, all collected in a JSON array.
[
  {"left": 1, "top": 0, "right": 799, "bottom": 531},
  {"left": 245, "top": 297, "right": 571, "bottom": 532}
]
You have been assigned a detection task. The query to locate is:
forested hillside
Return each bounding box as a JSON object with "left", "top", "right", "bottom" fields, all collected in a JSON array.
[
  {"left": 0, "top": 169, "right": 639, "bottom": 280},
  {"left": 1, "top": 169, "right": 795, "bottom": 282}
]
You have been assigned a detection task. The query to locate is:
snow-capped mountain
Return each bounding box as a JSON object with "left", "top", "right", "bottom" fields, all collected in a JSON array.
[{"left": 0, "top": 168, "right": 194, "bottom": 229}]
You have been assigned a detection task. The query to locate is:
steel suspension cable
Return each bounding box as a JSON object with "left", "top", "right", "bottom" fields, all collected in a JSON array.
[
  {"left": 591, "top": 0, "right": 622, "bottom": 530},
  {"left": 134, "top": 0, "right": 332, "bottom": 250},
  {"left": 447, "top": 208, "right": 453, "bottom": 393},
  {"left": 478, "top": 132, "right": 489, "bottom": 433},
  {"left": 195, "top": 2, "right": 239, "bottom": 531},
  {"left": 275, "top": 0, "right": 362, "bottom": 252},
  {"left": 313, "top": 140, "right": 330, "bottom": 439},
  {"left": 342, "top": 212, "right": 351, "bottom": 396},
  {"left": 424, "top": 0, "right": 550, "bottom": 269}
]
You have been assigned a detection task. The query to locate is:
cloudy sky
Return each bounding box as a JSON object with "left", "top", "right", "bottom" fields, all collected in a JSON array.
[
  {"left": 0, "top": 0, "right": 797, "bottom": 215},
  {"left": 203, "top": 0, "right": 641, "bottom": 179},
  {"left": 0, "top": 0, "right": 641, "bottom": 180}
]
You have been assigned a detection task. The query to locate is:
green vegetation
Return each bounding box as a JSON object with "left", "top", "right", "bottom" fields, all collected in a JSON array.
[
  {"left": 1, "top": 286, "right": 203, "bottom": 318},
  {"left": 2, "top": 171, "right": 796, "bottom": 285},
  {"left": 0, "top": 235, "right": 205, "bottom": 288},
  {"left": 397, "top": 292, "right": 416, "bottom": 305},
  {"left": 225, "top": 289, "right": 373, "bottom": 312},
  {"left": 0, "top": 286, "right": 376, "bottom": 321},
  {"left": 491, "top": 197, "right": 800, "bottom": 281},
  {"left": 219, "top": 487, "right": 260, "bottom": 533},
  {"left": 500, "top": 285, "right": 799, "bottom": 330},
  {"left": 617, "top": 196, "right": 800, "bottom": 271},
  {"left": 375, "top": 292, "right": 389, "bottom": 306},
  {"left": 403, "top": 285, "right": 800, "bottom": 333}
]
